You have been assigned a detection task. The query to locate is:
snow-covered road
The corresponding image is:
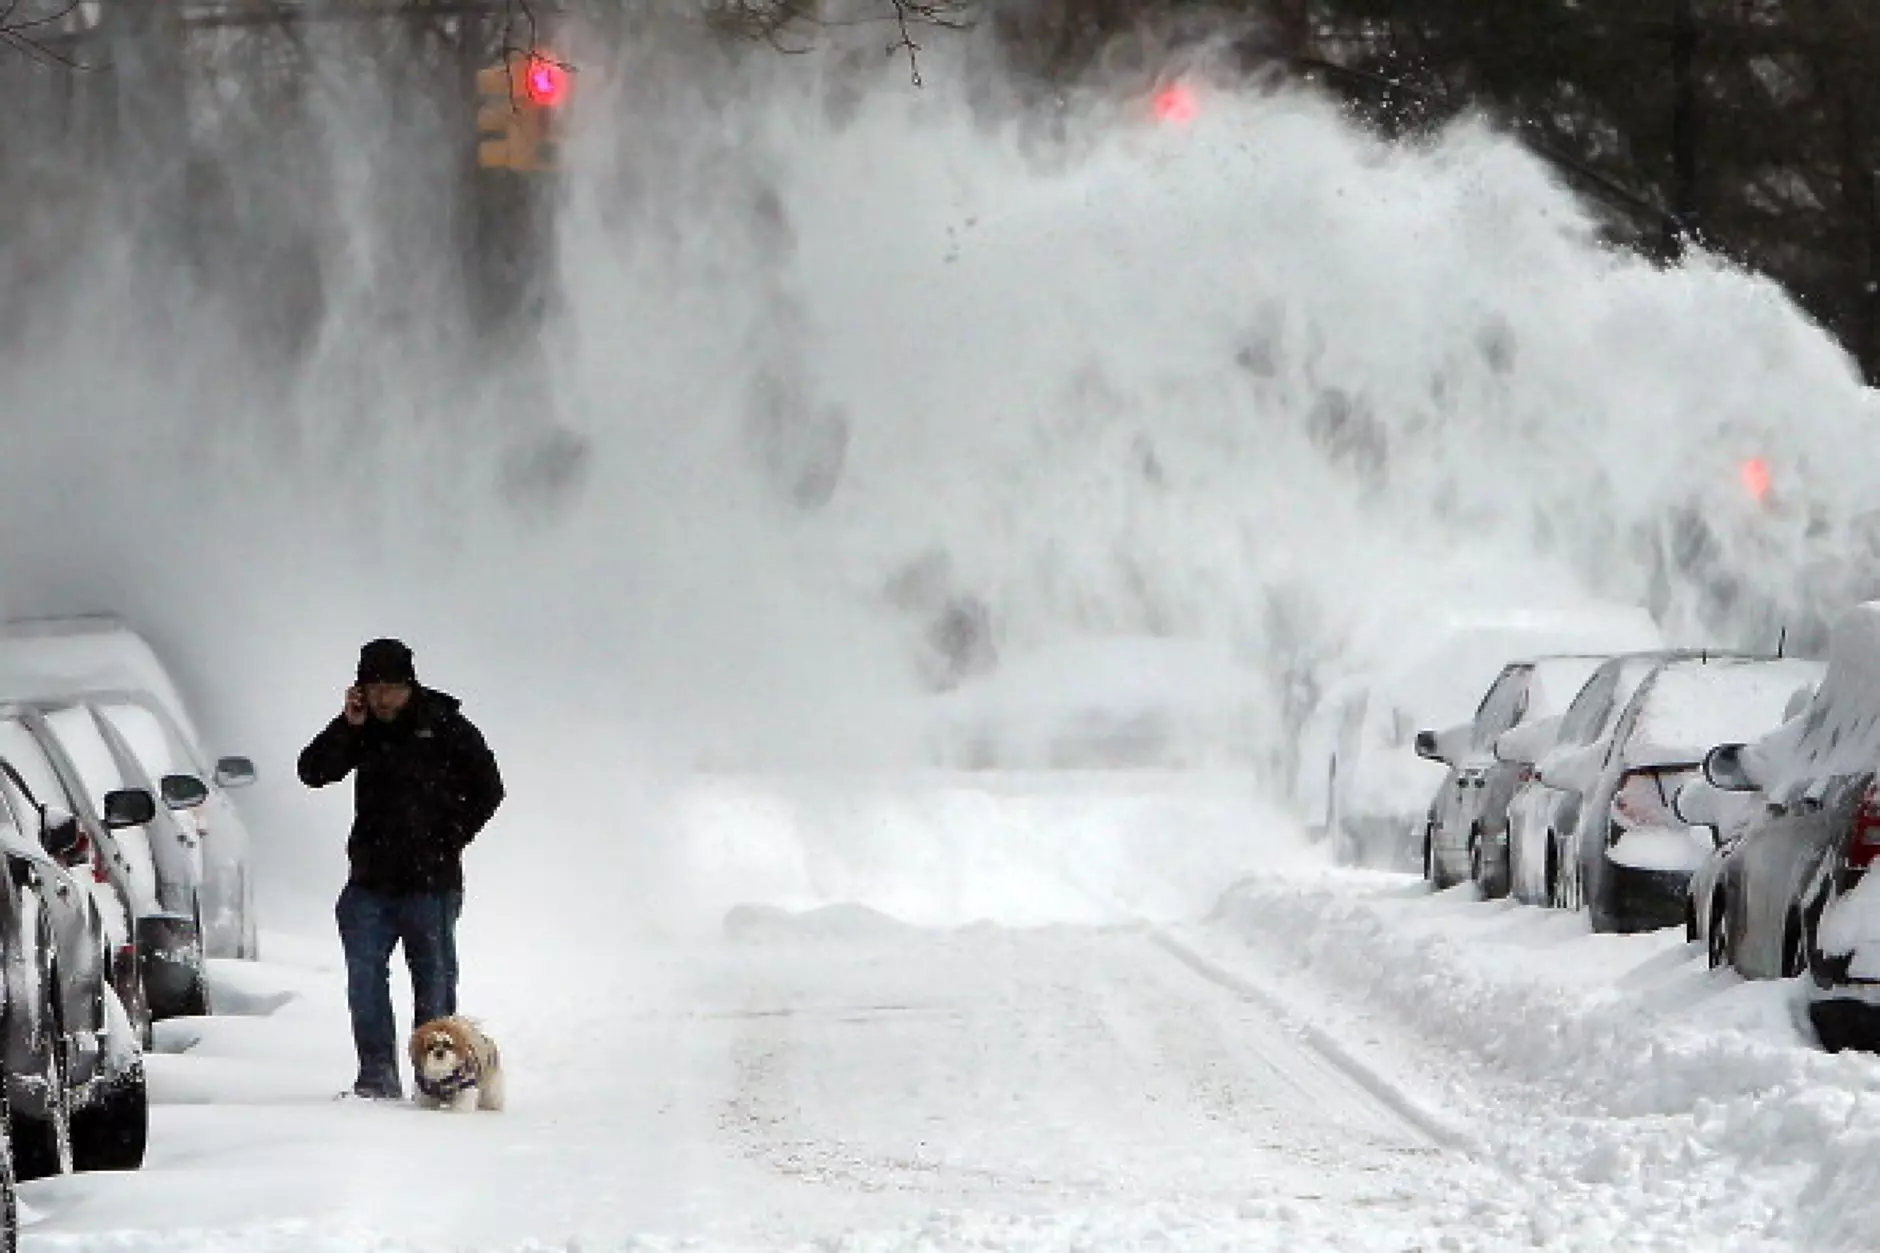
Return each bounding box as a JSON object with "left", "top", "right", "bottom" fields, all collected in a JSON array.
[
  {"left": 16, "top": 775, "right": 1880, "bottom": 1251},
  {"left": 18, "top": 916, "right": 1478, "bottom": 1251}
]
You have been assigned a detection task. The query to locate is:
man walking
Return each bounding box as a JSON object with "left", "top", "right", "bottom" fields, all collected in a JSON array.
[{"left": 298, "top": 638, "right": 505, "bottom": 1100}]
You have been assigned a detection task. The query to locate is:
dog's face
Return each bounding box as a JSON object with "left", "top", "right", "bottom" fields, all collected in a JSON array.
[{"left": 415, "top": 1024, "right": 466, "bottom": 1081}]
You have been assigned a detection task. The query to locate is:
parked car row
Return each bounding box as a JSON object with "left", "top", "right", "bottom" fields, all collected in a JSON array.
[
  {"left": 1425, "top": 649, "right": 1823, "bottom": 930},
  {"left": 1294, "top": 603, "right": 1665, "bottom": 870},
  {"left": 0, "top": 615, "right": 263, "bottom": 1247},
  {"left": 1299, "top": 596, "right": 1880, "bottom": 1054}
]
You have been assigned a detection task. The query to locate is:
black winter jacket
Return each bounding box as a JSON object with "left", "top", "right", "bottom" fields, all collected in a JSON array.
[{"left": 296, "top": 687, "right": 505, "bottom": 896}]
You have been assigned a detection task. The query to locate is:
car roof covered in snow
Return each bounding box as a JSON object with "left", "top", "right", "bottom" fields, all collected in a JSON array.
[
  {"left": 1744, "top": 602, "right": 1880, "bottom": 801},
  {"left": 1623, "top": 655, "right": 1825, "bottom": 771},
  {"left": 1527, "top": 655, "right": 1614, "bottom": 719},
  {"left": 1368, "top": 610, "right": 1662, "bottom": 733},
  {"left": 0, "top": 615, "right": 204, "bottom": 752}
]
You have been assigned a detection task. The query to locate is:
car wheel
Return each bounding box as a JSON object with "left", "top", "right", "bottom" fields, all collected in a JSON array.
[
  {"left": 1506, "top": 827, "right": 1526, "bottom": 901},
  {"left": 11, "top": 962, "right": 73, "bottom": 1182},
  {"left": 71, "top": 986, "right": 146, "bottom": 1173},
  {"left": 174, "top": 930, "right": 211, "bottom": 1019},
  {"left": 1707, "top": 897, "right": 1732, "bottom": 970},
  {"left": 1782, "top": 911, "right": 1807, "bottom": 979},
  {"left": 125, "top": 962, "right": 153, "bottom": 1052},
  {"left": 178, "top": 968, "right": 211, "bottom": 1018}
]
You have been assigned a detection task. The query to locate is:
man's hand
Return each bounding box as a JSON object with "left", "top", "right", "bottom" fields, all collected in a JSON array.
[{"left": 344, "top": 685, "right": 367, "bottom": 727}]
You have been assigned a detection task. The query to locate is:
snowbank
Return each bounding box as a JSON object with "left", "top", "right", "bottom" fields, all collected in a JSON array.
[{"left": 1207, "top": 871, "right": 1880, "bottom": 1251}]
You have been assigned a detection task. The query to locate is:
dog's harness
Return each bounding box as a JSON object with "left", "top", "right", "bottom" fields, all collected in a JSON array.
[{"left": 415, "top": 1055, "right": 480, "bottom": 1101}]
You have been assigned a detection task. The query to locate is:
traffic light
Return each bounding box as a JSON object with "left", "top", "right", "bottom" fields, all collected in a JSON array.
[
  {"left": 1740, "top": 456, "right": 1772, "bottom": 504},
  {"left": 476, "top": 50, "right": 570, "bottom": 173},
  {"left": 1151, "top": 82, "right": 1198, "bottom": 125}
]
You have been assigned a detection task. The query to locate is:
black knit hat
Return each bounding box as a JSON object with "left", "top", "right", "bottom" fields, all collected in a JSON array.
[{"left": 356, "top": 638, "right": 417, "bottom": 686}]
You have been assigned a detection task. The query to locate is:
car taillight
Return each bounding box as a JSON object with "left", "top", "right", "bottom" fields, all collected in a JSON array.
[
  {"left": 60, "top": 829, "right": 92, "bottom": 866},
  {"left": 1614, "top": 769, "right": 1684, "bottom": 827},
  {"left": 1847, "top": 780, "right": 1880, "bottom": 871}
]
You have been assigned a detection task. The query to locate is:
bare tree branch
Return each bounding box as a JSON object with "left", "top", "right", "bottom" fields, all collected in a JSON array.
[
  {"left": 882, "top": 0, "right": 971, "bottom": 87},
  {"left": 0, "top": 0, "right": 100, "bottom": 66}
]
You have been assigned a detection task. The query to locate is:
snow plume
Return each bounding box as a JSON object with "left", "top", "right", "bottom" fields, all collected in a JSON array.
[{"left": 1, "top": 23, "right": 1878, "bottom": 928}]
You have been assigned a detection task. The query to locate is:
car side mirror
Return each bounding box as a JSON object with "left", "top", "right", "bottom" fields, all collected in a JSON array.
[
  {"left": 1534, "top": 743, "right": 1597, "bottom": 793},
  {"left": 161, "top": 774, "right": 211, "bottom": 811},
  {"left": 213, "top": 756, "right": 257, "bottom": 789},
  {"left": 102, "top": 788, "right": 156, "bottom": 829},
  {"left": 1672, "top": 779, "right": 1724, "bottom": 839},
  {"left": 1414, "top": 730, "right": 1443, "bottom": 762},
  {"left": 1493, "top": 714, "right": 1560, "bottom": 766},
  {"left": 1703, "top": 743, "right": 1758, "bottom": 793},
  {"left": 7, "top": 858, "right": 30, "bottom": 889}
]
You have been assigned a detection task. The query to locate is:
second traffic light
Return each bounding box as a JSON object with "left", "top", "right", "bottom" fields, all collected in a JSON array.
[{"left": 477, "top": 50, "right": 571, "bottom": 173}]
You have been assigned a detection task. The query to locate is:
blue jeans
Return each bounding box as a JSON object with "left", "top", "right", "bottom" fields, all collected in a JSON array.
[{"left": 336, "top": 883, "right": 463, "bottom": 1094}]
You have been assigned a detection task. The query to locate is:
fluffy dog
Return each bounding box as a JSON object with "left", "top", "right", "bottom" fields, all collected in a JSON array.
[{"left": 409, "top": 1016, "right": 505, "bottom": 1112}]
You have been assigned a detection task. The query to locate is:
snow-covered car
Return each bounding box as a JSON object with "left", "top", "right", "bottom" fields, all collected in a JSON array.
[
  {"left": 1500, "top": 650, "right": 1710, "bottom": 908},
  {"left": 26, "top": 700, "right": 217, "bottom": 1021},
  {"left": 1538, "top": 654, "right": 1823, "bottom": 933},
  {"left": 0, "top": 711, "right": 158, "bottom": 1047},
  {"left": 1418, "top": 653, "right": 1613, "bottom": 895},
  {"left": 1675, "top": 680, "right": 1819, "bottom": 975},
  {"left": 1701, "top": 603, "right": 1880, "bottom": 1050},
  {"left": 82, "top": 691, "right": 258, "bottom": 960},
  {"left": 924, "top": 636, "right": 1276, "bottom": 773},
  {"left": 0, "top": 617, "right": 261, "bottom": 1000},
  {"left": 0, "top": 754, "right": 148, "bottom": 1179},
  {"left": 1297, "top": 673, "right": 1433, "bottom": 869},
  {"left": 1678, "top": 772, "right": 1810, "bottom": 976}
]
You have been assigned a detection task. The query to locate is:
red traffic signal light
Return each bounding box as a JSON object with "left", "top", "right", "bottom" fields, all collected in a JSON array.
[
  {"left": 477, "top": 49, "right": 570, "bottom": 172},
  {"left": 523, "top": 56, "right": 568, "bottom": 107},
  {"left": 1152, "top": 82, "right": 1198, "bottom": 124},
  {"left": 1740, "top": 456, "right": 1772, "bottom": 503}
]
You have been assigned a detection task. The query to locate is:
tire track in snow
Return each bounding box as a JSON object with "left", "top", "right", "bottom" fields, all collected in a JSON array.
[{"left": 1150, "top": 928, "right": 1483, "bottom": 1156}]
